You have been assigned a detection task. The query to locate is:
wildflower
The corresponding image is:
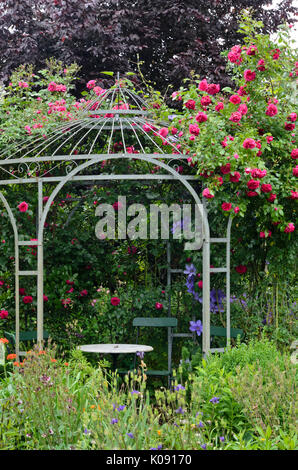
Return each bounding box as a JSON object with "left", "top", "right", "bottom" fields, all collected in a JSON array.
[
  {"left": 7, "top": 353, "right": 17, "bottom": 360},
  {"left": 111, "top": 418, "right": 118, "bottom": 424},
  {"left": 117, "top": 405, "right": 125, "bottom": 412},
  {"left": 0, "top": 338, "right": 9, "bottom": 344},
  {"left": 210, "top": 396, "right": 220, "bottom": 404},
  {"left": 220, "top": 436, "right": 225, "bottom": 442},
  {"left": 175, "top": 407, "right": 185, "bottom": 415},
  {"left": 127, "top": 432, "right": 134, "bottom": 438},
  {"left": 174, "top": 384, "right": 185, "bottom": 392},
  {"left": 201, "top": 444, "right": 207, "bottom": 449}
]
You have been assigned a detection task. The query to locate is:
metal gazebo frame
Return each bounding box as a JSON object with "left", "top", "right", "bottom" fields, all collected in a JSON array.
[{"left": 0, "top": 78, "right": 233, "bottom": 360}]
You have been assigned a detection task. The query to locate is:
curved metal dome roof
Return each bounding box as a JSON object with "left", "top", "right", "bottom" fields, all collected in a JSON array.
[{"left": 0, "top": 77, "right": 182, "bottom": 163}]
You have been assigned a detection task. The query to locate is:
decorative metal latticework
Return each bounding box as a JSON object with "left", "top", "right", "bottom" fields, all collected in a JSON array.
[{"left": 0, "top": 75, "right": 233, "bottom": 361}]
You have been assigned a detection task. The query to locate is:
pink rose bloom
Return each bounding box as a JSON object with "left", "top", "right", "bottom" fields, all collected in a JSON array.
[
  {"left": 291, "top": 148, "right": 298, "bottom": 159},
  {"left": 251, "top": 169, "right": 267, "bottom": 178},
  {"left": 293, "top": 166, "right": 298, "bottom": 177},
  {"left": 202, "top": 188, "right": 214, "bottom": 199},
  {"left": 284, "top": 223, "right": 295, "bottom": 233},
  {"left": 80, "top": 290, "right": 88, "bottom": 297},
  {"left": 86, "top": 80, "right": 96, "bottom": 89},
  {"left": 94, "top": 86, "right": 106, "bottom": 96},
  {"left": 234, "top": 206, "right": 240, "bottom": 214},
  {"left": 189, "top": 124, "right": 200, "bottom": 136},
  {"left": 287, "top": 113, "right": 297, "bottom": 122},
  {"left": 246, "top": 45, "right": 258, "bottom": 55},
  {"left": 111, "top": 297, "right": 120, "bottom": 306},
  {"left": 200, "top": 96, "right": 211, "bottom": 107},
  {"left": 260, "top": 231, "right": 271, "bottom": 238},
  {"left": 207, "top": 83, "right": 220, "bottom": 95},
  {"left": 238, "top": 103, "right": 248, "bottom": 115},
  {"left": 195, "top": 112, "right": 208, "bottom": 122},
  {"left": 0, "top": 310, "right": 8, "bottom": 319},
  {"left": 48, "top": 81, "right": 57, "bottom": 92},
  {"left": 18, "top": 201, "right": 29, "bottom": 212},
  {"left": 155, "top": 302, "right": 163, "bottom": 310},
  {"left": 18, "top": 81, "right": 29, "bottom": 88},
  {"left": 221, "top": 202, "right": 232, "bottom": 211},
  {"left": 197, "top": 280, "right": 203, "bottom": 289},
  {"left": 243, "top": 69, "right": 256, "bottom": 82},
  {"left": 215, "top": 102, "right": 224, "bottom": 112},
  {"left": 228, "top": 45, "right": 242, "bottom": 65},
  {"left": 237, "top": 86, "right": 247, "bottom": 96},
  {"left": 43, "top": 295, "right": 48, "bottom": 302},
  {"left": 198, "top": 79, "right": 208, "bottom": 91},
  {"left": 229, "top": 94, "right": 241, "bottom": 105},
  {"left": 290, "top": 190, "right": 298, "bottom": 199},
  {"left": 247, "top": 179, "right": 260, "bottom": 190},
  {"left": 257, "top": 59, "right": 266, "bottom": 71},
  {"left": 243, "top": 138, "right": 256, "bottom": 149},
  {"left": 229, "top": 111, "right": 242, "bottom": 122},
  {"left": 230, "top": 171, "right": 241, "bottom": 183},
  {"left": 158, "top": 127, "right": 169, "bottom": 138},
  {"left": 266, "top": 104, "right": 278, "bottom": 116},
  {"left": 184, "top": 99, "right": 196, "bottom": 110},
  {"left": 261, "top": 183, "right": 272, "bottom": 193}
]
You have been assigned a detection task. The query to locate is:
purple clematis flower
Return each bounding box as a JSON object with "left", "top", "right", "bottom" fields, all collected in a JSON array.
[{"left": 189, "top": 320, "right": 203, "bottom": 336}]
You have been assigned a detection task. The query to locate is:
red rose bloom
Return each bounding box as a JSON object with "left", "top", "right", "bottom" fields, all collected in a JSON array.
[
  {"left": 268, "top": 193, "right": 277, "bottom": 202},
  {"left": 229, "top": 112, "right": 242, "bottom": 122},
  {"left": 207, "top": 83, "right": 220, "bottom": 95},
  {"left": 290, "top": 190, "right": 298, "bottom": 199},
  {"left": 195, "top": 112, "right": 208, "bottom": 123},
  {"left": 235, "top": 265, "right": 247, "bottom": 274},
  {"left": 184, "top": 99, "right": 196, "bottom": 110},
  {"left": 200, "top": 96, "right": 212, "bottom": 107},
  {"left": 247, "top": 179, "right": 260, "bottom": 190},
  {"left": 221, "top": 202, "right": 232, "bottom": 211},
  {"left": 23, "top": 296, "right": 33, "bottom": 304},
  {"left": 215, "top": 102, "right": 224, "bottom": 111},
  {"left": 291, "top": 148, "right": 298, "bottom": 159},
  {"left": 285, "top": 122, "right": 295, "bottom": 131},
  {"left": 230, "top": 172, "right": 241, "bottom": 183},
  {"left": 189, "top": 124, "right": 200, "bottom": 136},
  {"left": 111, "top": 297, "right": 120, "bottom": 306},
  {"left": 261, "top": 183, "right": 272, "bottom": 193},
  {"left": 243, "top": 69, "right": 256, "bottom": 82},
  {"left": 293, "top": 166, "right": 298, "bottom": 177},
  {"left": 243, "top": 138, "right": 256, "bottom": 149},
  {"left": 155, "top": 302, "right": 163, "bottom": 310},
  {"left": 247, "top": 191, "right": 258, "bottom": 197},
  {"left": 0, "top": 309, "right": 8, "bottom": 319},
  {"left": 220, "top": 163, "right": 231, "bottom": 174},
  {"left": 229, "top": 94, "right": 241, "bottom": 104}
]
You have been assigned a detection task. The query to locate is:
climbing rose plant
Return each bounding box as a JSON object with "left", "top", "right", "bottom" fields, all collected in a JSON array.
[{"left": 168, "top": 15, "right": 297, "bottom": 237}]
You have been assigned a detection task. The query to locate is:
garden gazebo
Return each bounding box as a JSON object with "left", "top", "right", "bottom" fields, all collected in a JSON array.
[{"left": 0, "top": 76, "right": 233, "bottom": 360}]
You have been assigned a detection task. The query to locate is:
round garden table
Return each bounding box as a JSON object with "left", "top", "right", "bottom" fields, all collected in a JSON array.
[{"left": 77, "top": 343, "right": 153, "bottom": 369}]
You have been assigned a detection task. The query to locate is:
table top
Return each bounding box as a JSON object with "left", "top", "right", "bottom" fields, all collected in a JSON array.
[{"left": 77, "top": 343, "right": 153, "bottom": 354}]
